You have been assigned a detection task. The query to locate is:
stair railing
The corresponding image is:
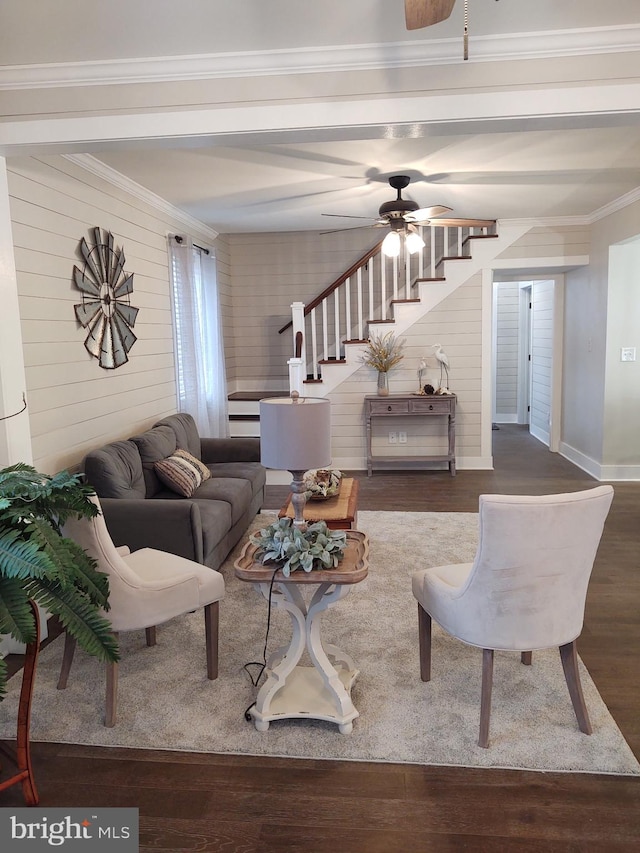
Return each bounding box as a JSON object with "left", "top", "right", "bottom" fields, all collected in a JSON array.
[{"left": 280, "top": 222, "right": 495, "bottom": 382}]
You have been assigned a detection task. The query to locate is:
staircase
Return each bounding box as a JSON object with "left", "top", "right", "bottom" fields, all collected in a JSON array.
[{"left": 228, "top": 219, "right": 530, "bottom": 435}]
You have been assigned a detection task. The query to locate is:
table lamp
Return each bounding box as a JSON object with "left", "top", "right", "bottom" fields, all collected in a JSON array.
[{"left": 260, "top": 392, "right": 331, "bottom": 530}]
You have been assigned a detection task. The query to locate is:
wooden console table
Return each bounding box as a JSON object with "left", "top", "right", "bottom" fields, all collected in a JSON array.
[{"left": 364, "top": 393, "right": 456, "bottom": 477}]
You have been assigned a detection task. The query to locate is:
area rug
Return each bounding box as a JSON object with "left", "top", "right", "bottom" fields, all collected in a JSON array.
[{"left": 1, "top": 511, "right": 638, "bottom": 775}]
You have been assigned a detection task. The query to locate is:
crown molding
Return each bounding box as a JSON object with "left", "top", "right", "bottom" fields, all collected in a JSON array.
[
  {"left": 2, "top": 25, "right": 640, "bottom": 90},
  {"left": 500, "top": 183, "right": 640, "bottom": 229},
  {"left": 587, "top": 185, "right": 640, "bottom": 222},
  {"left": 63, "top": 154, "right": 218, "bottom": 244}
]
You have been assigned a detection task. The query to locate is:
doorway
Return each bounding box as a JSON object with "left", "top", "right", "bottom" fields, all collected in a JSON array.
[{"left": 493, "top": 277, "right": 563, "bottom": 451}]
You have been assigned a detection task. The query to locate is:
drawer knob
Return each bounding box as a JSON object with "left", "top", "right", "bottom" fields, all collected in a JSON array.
[
  {"left": 387, "top": 405, "right": 392, "bottom": 412},
  {"left": 429, "top": 404, "right": 434, "bottom": 410}
]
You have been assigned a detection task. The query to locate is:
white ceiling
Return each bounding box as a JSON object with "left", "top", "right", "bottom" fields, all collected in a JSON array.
[{"left": 3, "top": 0, "right": 640, "bottom": 234}]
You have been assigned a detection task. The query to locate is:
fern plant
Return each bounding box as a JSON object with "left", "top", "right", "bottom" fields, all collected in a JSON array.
[{"left": 0, "top": 463, "right": 119, "bottom": 700}]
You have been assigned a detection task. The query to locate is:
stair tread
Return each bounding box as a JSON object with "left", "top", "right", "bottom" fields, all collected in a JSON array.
[{"left": 228, "top": 391, "right": 284, "bottom": 401}]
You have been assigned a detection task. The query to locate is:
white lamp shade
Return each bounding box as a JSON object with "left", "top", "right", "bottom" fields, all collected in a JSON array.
[
  {"left": 405, "top": 230, "right": 425, "bottom": 254},
  {"left": 260, "top": 396, "right": 331, "bottom": 471},
  {"left": 381, "top": 231, "right": 401, "bottom": 257}
]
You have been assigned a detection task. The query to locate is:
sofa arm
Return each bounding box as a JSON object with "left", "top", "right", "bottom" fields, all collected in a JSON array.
[
  {"left": 200, "top": 436, "right": 261, "bottom": 464},
  {"left": 98, "top": 498, "right": 203, "bottom": 564}
]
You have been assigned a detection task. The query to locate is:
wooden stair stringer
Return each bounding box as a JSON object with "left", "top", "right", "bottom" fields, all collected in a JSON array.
[{"left": 306, "top": 222, "right": 531, "bottom": 397}]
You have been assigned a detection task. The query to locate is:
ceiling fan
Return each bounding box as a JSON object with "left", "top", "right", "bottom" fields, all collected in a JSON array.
[{"left": 321, "top": 174, "right": 493, "bottom": 256}]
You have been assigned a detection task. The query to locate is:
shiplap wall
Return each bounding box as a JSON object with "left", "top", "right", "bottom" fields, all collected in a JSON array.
[
  {"left": 226, "top": 230, "right": 378, "bottom": 390},
  {"left": 328, "top": 275, "right": 483, "bottom": 468},
  {"left": 494, "top": 282, "right": 520, "bottom": 420},
  {"left": 496, "top": 225, "right": 590, "bottom": 260},
  {"left": 529, "top": 280, "right": 554, "bottom": 445},
  {"left": 7, "top": 156, "right": 195, "bottom": 474}
]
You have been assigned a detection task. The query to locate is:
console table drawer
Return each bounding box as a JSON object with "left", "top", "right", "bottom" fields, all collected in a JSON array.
[
  {"left": 409, "top": 397, "right": 452, "bottom": 414},
  {"left": 368, "top": 400, "right": 410, "bottom": 415}
]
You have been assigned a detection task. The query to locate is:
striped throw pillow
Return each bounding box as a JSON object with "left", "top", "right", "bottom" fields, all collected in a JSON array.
[
  {"left": 173, "top": 448, "right": 211, "bottom": 482},
  {"left": 154, "top": 454, "right": 203, "bottom": 497}
]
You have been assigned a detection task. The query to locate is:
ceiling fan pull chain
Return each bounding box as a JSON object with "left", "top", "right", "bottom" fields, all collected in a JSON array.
[{"left": 463, "top": 0, "right": 469, "bottom": 61}]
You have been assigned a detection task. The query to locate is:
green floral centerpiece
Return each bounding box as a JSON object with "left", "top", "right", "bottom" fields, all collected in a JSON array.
[{"left": 250, "top": 518, "right": 347, "bottom": 577}]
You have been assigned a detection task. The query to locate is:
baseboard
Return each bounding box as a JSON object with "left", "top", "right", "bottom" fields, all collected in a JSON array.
[
  {"left": 493, "top": 414, "right": 518, "bottom": 423},
  {"left": 330, "top": 455, "right": 494, "bottom": 471},
  {"left": 558, "top": 442, "right": 601, "bottom": 478}
]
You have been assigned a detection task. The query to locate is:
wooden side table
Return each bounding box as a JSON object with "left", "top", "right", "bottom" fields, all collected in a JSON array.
[
  {"left": 234, "top": 530, "right": 369, "bottom": 733},
  {"left": 278, "top": 477, "right": 359, "bottom": 529}
]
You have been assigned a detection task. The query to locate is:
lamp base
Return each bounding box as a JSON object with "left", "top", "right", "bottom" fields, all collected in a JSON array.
[{"left": 290, "top": 471, "right": 308, "bottom": 530}]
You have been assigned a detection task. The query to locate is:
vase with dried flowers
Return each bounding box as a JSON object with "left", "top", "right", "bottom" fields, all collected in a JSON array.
[{"left": 361, "top": 331, "right": 406, "bottom": 396}]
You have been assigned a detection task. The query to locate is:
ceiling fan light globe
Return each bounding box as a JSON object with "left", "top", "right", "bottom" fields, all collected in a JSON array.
[
  {"left": 405, "top": 230, "right": 425, "bottom": 254},
  {"left": 381, "top": 231, "right": 401, "bottom": 257}
]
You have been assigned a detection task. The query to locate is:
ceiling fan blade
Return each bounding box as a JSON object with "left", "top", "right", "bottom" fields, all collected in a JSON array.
[
  {"left": 425, "top": 217, "right": 496, "bottom": 227},
  {"left": 320, "top": 225, "right": 377, "bottom": 235},
  {"left": 404, "top": 205, "right": 452, "bottom": 222},
  {"left": 321, "top": 213, "right": 378, "bottom": 221},
  {"left": 405, "top": 0, "right": 456, "bottom": 30}
]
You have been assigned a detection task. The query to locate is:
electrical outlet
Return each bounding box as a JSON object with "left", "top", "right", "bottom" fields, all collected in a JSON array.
[
  {"left": 621, "top": 347, "right": 636, "bottom": 362},
  {"left": 398, "top": 431, "right": 407, "bottom": 444},
  {"left": 388, "top": 431, "right": 397, "bottom": 444}
]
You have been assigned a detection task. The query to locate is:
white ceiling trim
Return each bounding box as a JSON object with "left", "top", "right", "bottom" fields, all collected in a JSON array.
[
  {"left": 63, "top": 154, "right": 218, "bottom": 244},
  {"left": 1, "top": 25, "right": 639, "bottom": 90}
]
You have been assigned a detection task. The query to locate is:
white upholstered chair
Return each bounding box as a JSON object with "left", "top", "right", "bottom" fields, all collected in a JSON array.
[
  {"left": 411, "top": 486, "right": 614, "bottom": 747},
  {"left": 58, "top": 495, "right": 225, "bottom": 726}
]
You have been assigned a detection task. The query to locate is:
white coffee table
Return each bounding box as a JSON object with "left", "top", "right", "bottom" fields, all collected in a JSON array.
[{"left": 234, "top": 530, "right": 369, "bottom": 733}]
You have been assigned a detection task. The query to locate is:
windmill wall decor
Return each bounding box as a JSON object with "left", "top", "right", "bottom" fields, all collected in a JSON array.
[{"left": 72, "top": 227, "right": 139, "bottom": 369}]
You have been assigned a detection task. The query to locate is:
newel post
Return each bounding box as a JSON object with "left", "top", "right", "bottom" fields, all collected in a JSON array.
[{"left": 289, "top": 302, "right": 306, "bottom": 394}]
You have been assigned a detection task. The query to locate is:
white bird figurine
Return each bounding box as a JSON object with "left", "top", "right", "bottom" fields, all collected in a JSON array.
[{"left": 431, "top": 343, "right": 449, "bottom": 389}]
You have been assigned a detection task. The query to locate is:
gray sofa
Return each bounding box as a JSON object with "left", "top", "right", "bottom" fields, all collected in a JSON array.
[{"left": 83, "top": 413, "right": 265, "bottom": 570}]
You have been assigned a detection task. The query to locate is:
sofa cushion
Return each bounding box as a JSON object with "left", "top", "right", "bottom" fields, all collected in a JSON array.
[
  {"left": 154, "top": 412, "right": 201, "bottom": 459},
  {"left": 191, "top": 499, "right": 233, "bottom": 561},
  {"left": 84, "top": 441, "right": 146, "bottom": 499},
  {"left": 207, "top": 461, "right": 267, "bottom": 501},
  {"left": 173, "top": 448, "right": 211, "bottom": 482},
  {"left": 154, "top": 455, "right": 203, "bottom": 497},
  {"left": 193, "top": 476, "right": 253, "bottom": 525},
  {"left": 131, "top": 425, "right": 177, "bottom": 497}
]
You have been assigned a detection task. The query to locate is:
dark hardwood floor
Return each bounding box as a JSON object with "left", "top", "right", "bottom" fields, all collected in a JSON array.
[{"left": 2, "top": 425, "right": 639, "bottom": 851}]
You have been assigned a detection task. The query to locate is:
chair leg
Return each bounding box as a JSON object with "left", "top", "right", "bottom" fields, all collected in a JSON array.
[
  {"left": 57, "top": 632, "right": 77, "bottom": 690},
  {"left": 204, "top": 602, "right": 219, "bottom": 680},
  {"left": 521, "top": 651, "right": 532, "bottom": 666},
  {"left": 559, "top": 641, "right": 592, "bottom": 735},
  {"left": 417, "top": 604, "right": 432, "bottom": 682},
  {"left": 145, "top": 626, "right": 157, "bottom": 646},
  {"left": 105, "top": 632, "right": 119, "bottom": 728},
  {"left": 479, "top": 649, "right": 494, "bottom": 748}
]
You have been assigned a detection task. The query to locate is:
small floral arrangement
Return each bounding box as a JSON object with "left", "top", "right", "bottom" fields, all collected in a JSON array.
[
  {"left": 303, "top": 468, "right": 342, "bottom": 500},
  {"left": 250, "top": 518, "right": 347, "bottom": 577},
  {"left": 361, "top": 331, "right": 405, "bottom": 373}
]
